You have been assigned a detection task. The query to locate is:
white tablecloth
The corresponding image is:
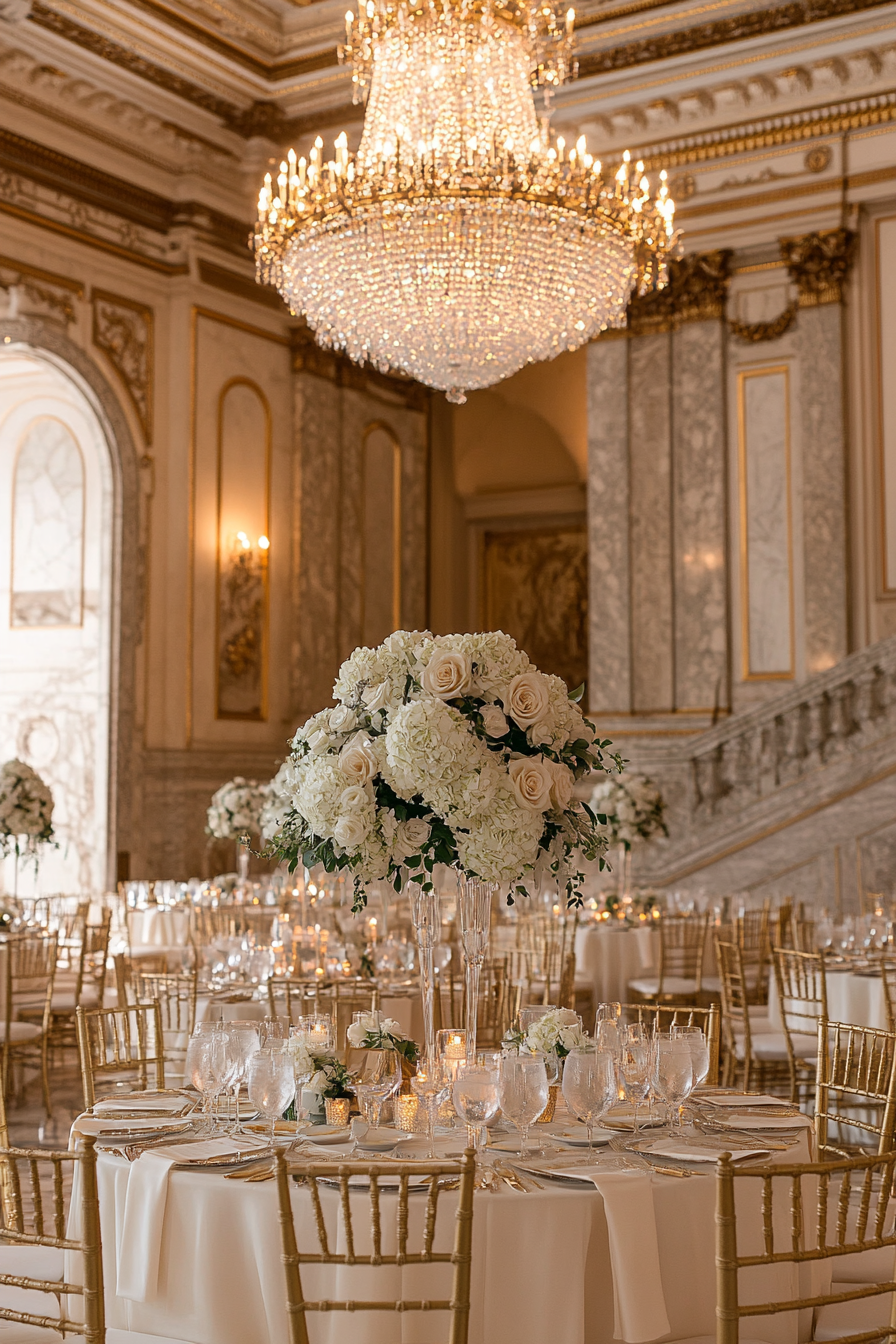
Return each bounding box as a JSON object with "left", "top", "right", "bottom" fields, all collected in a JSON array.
[
  {"left": 575, "top": 926, "right": 658, "bottom": 1005},
  {"left": 94, "top": 1125, "right": 812, "bottom": 1344},
  {"left": 128, "top": 909, "right": 191, "bottom": 953},
  {"left": 768, "top": 969, "right": 888, "bottom": 1032}
]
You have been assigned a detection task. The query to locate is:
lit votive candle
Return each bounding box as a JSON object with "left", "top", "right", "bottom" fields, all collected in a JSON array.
[{"left": 396, "top": 1094, "right": 419, "bottom": 1131}]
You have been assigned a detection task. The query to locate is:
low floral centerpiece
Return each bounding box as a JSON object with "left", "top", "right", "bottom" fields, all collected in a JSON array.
[
  {"left": 0, "top": 759, "right": 55, "bottom": 888},
  {"left": 287, "top": 1036, "right": 354, "bottom": 1123},
  {"left": 502, "top": 1007, "right": 588, "bottom": 1060},
  {"left": 346, "top": 1011, "right": 419, "bottom": 1068},
  {"left": 263, "top": 630, "right": 621, "bottom": 911}
]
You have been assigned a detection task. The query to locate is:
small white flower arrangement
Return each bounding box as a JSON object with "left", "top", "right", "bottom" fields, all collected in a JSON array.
[
  {"left": 206, "top": 776, "right": 271, "bottom": 841},
  {"left": 264, "top": 629, "right": 622, "bottom": 911},
  {"left": 504, "top": 1007, "right": 588, "bottom": 1060},
  {"left": 589, "top": 772, "right": 667, "bottom": 851},
  {"left": 287, "top": 1036, "right": 355, "bottom": 1100},
  {"left": 345, "top": 1011, "right": 419, "bottom": 1064},
  {"left": 0, "top": 759, "right": 54, "bottom": 857}
]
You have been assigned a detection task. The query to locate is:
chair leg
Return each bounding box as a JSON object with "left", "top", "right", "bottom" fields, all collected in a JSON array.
[{"left": 41, "top": 1037, "right": 52, "bottom": 1118}]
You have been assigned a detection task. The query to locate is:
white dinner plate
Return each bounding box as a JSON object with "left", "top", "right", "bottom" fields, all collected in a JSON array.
[{"left": 356, "top": 1128, "right": 404, "bottom": 1152}]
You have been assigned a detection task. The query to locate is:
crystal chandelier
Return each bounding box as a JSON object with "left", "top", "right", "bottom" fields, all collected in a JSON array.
[{"left": 253, "top": 0, "right": 678, "bottom": 403}]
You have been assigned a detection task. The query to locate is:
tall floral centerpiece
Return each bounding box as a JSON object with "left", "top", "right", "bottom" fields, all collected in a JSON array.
[
  {"left": 589, "top": 772, "right": 667, "bottom": 904},
  {"left": 206, "top": 776, "right": 271, "bottom": 880},
  {"left": 265, "top": 630, "right": 620, "bottom": 1058},
  {"left": 0, "top": 759, "right": 55, "bottom": 895}
]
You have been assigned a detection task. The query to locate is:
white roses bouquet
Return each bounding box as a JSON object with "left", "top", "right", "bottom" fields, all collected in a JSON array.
[
  {"left": 264, "top": 630, "right": 622, "bottom": 911},
  {"left": 589, "top": 772, "right": 667, "bottom": 850},
  {"left": 503, "top": 1007, "right": 588, "bottom": 1059},
  {"left": 206, "top": 776, "right": 271, "bottom": 841},
  {"left": 346, "top": 1011, "right": 419, "bottom": 1064},
  {"left": 0, "top": 759, "right": 54, "bottom": 857}
]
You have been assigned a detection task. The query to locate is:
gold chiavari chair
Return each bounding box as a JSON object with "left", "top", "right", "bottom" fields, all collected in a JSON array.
[
  {"left": 189, "top": 906, "right": 238, "bottom": 947},
  {"left": 274, "top": 1148, "right": 476, "bottom": 1344},
  {"left": 815, "top": 1019, "right": 896, "bottom": 1160},
  {"left": 75, "top": 1002, "right": 166, "bottom": 1110},
  {"left": 628, "top": 913, "right": 710, "bottom": 1004},
  {"left": 135, "top": 971, "right": 198, "bottom": 1074},
  {"left": 267, "top": 976, "right": 319, "bottom": 1024},
  {"left": 737, "top": 904, "right": 773, "bottom": 1006},
  {"left": 113, "top": 950, "right": 169, "bottom": 1008},
  {"left": 619, "top": 1001, "right": 721, "bottom": 1085},
  {"left": 706, "top": 1150, "right": 896, "bottom": 1344},
  {"left": 774, "top": 945, "right": 828, "bottom": 1102},
  {"left": 29, "top": 911, "right": 115, "bottom": 1060},
  {"left": 313, "top": 982, "right": 381, "bottom": 1051},
  {"left": 1, "top": 932, "right": 58, "bottom": 1117},
  {"left": 715, "top": 940, "right": 794, "bottom": 1096},
  {"left": 230, "top": 907, "right": 278, "bottom": 942},
  {"left": 881, "top": 961, "right": 896, "bottom": 1035}
]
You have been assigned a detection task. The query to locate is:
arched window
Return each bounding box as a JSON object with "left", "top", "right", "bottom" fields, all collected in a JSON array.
[{"left": 11, "top": 417, "right": 85, "bottom": 627}]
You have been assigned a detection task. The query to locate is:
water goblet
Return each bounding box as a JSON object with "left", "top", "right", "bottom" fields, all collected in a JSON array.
[
  {"left": 561, "top": 1046, "right": 617, "bottom": 1153},
  {"left": 619, "top": 1040, "right": 651, "bottom": 1133},
  {"left": 351, "top": 1051, "right": 401, "bottom": 1130},
  {"left": 186, "top": 1029, "right": 229, "bottom": 1135},
  {"left": 452, "top": 1061, "right": 499, "bottom": 1154},
  {"left": 410, "top": 1058, "right": 451, "bottom": 1158},
  {"left": 247, "top": 1047, "right": 296, "bottom": 1151},
  {"left": 670, "top": 1025, "right": 710, "bottom": 1091},
  {"left": 224, "top": 1022, "right": 260, "bottom": 1133},
  {"left": 652, "top": 1033, "right": 694, "bottom": 1131},
  {"left": 498, "top": 1053, "right": 549, "bottom": 1158}
]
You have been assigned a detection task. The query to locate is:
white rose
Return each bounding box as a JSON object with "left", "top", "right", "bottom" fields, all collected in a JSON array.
[
  {"left": 362, "top": 682, "right": 390, "bottom": 714},
  {"left": 527, "top": 721, "right": 552, "bottom": 748},
  {"left": 339, "top": 784, "right": 369, "bottom": 813},
  {"left": 334, "top": 813, "right": 368, "bottom": 850},
  {"left": 421, "top": 649, "right": 472, "bottom": 700},
  {"left": 329, "top": 704, "right": 357, "bottom": 733},
  {"left": 339, "top": 735, "right": 377, "bottom": 785},
  {"left": 504, "top": 671, "right": 551, "bottom": 728},
  {"left": 382, "top": 1018, "right": 403, "bottom": 1038},
  {"left": 394, "top": 817, "right": 430, "bottom": 859},
  {"left": 346, "top": 1021, "right": 366, "bottom": 1047},
  {"left": 556, "top": 1008, "right": 580, "bottom": 1026},
  {"left": 480, "top": 704, "right": 509, "bottom": 738},
  {"left": 548, "top": 761, "right": 575, "bottom": 812},
  {"left": 508, "top": 757, "right": 554, "bottom": 811},
  {"left": 308, "top": 730, "right": 330, "bottom": 754}
]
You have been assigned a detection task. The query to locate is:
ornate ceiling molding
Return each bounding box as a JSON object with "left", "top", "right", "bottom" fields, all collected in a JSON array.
[
  {"left": 780, "top": 226, "right": 857, "bottom": 304},
  {"left": 92, "top": 289, "right": 154, "bottom": 442}
]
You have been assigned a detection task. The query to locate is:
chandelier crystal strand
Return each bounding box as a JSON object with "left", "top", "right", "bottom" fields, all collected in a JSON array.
[{"left": 254, "top": 0, "right": 678, "bottom": 403}]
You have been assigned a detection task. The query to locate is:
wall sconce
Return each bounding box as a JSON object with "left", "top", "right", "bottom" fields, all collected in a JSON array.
[{"left": 216, "top": 528, "right": 270, "bottom": 720}]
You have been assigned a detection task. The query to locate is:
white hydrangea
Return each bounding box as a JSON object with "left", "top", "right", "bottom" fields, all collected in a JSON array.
[
  {"left": 590, "top": 772, "right": 666, "bottom": 848},
  {"left": 206, "top": 777, "right": 271, "bottom": 840},
  {"left": 525, "top": 1008, "right": 588, "bottom": 1056},
  {"left": 385, "top": 698, "right": 500, "bottom": 826},
  {"left": 454, "top": 780, "right": 543, "bottom": 883},
  {"left": 0, "top": 759, "right": 54, "bottom": 854}
]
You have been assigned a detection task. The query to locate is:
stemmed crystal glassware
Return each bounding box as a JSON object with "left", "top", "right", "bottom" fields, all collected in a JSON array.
[
  {"left": 351, "top": 1051, "right": 402, "bottom": 1130},
  {"left": 247, "top": 1046, "right": 296, "bottom": 1151},
  {"left": 410, "top": 1057, "right": 451, "bottom": 1158},
  {"left": 619, "top": 1037, "right": 651, "bottom": 1133},
  {"left": 670, "top": 1026, "right": 710, "bottom": 1091},
  {"left": 186, "top": 1028, "right": 229, "bottom": 1135},
  {"left": 409, "top": 886, "right": 441, "bottom": 1065},
  {"left": 595, "top": 1003, "right": 622, "bottom": 1056},
  {"left": 224, "top": 1022, "right": 260, "bottom": 1134},
  {"left": 456, "top": 876, "right": 495, "bottom": 1059},
  {"left": 561, "top": 1046, "right": 617, "bottom": 1153},
  {"left": 498, "top": 1052, "right": 549, "bottom": 1158},
  {"left": 652, "top": 1033, "right": 694, "bottom": 1131},
  {"left": 452, "top": 1060, "right": 499, "bottom": 1154}
]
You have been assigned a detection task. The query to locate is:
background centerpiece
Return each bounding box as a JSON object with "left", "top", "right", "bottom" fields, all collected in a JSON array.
[
  {"left": 590, "top": 771, "right": 667, "bottom": 913},
  {"left": 265, "top": 630, "right": 620, "bottom": 1056}
]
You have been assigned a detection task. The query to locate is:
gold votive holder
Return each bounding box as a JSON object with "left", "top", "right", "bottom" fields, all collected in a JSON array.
[
  {"left": 324, "top": 1097, "right": 350, "bottom": 1127},
  {"left": 536, "top": 1083, "right": 559, "bottom": 1124},
  {"left": 396, "top": 1094, "right": 420, "bottom": 1132}
]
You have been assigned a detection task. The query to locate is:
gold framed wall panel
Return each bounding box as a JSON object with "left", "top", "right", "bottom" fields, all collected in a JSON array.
[
  {"left": 359, "top": 420, "right": 401, "bottom": 646},
  {"left": 737, "top": 364, "right": 796, "bottom": 681}
]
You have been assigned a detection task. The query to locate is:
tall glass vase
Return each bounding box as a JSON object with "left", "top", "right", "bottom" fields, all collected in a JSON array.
[
  {"left": 616, "top": 843, "right": 631, "bottom": 903},
  {"left": 410, "top": 885, "right": 441, "bottom": 1065},
  {"left": 456, "top": 874, "right": 496, "bottom": 1060}
]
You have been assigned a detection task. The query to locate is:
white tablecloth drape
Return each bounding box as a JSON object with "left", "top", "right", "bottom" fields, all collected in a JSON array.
[
  {"left": 574, "top": 926, "right": 658, "bottom": 1006},
  {"left": 94, "top": 1127, "right": 813, "bottom": 1344},
  {"left": 127, "top": 909, "right": 191, "bottom": 954},
  {"left": 768, "top": 969, "right": 888, "bottom": 1032}
]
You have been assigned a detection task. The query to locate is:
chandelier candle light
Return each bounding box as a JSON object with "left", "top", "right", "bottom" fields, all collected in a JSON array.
[{"left": 253, "top": 0, "right": 678, "bottom": 403}]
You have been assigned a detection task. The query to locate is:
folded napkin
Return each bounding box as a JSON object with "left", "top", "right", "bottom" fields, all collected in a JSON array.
[
  {"left": 549, "top": 1166, "right": 670, "bottom": 1343},
  {"left": 712, "top": 1113, "right": 811, "bottom": 1130},
  {"left": 117, "top": 1137, "right": 266, "bottom": 1303},
  {"left": 644, "top": 1140, "right": 770, "bottom": 1163},
  {"left": 699, "top": 1094, "right": 792, "bottom": 1108},
  {"left": 94, "top": 1094, "right": 191, "bottom": 1115}
]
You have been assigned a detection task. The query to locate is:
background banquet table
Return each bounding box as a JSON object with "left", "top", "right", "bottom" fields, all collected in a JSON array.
[
  {"left": 767, "top": 966, "right": 888, "bottom": 1032},
  {"left": 574, "top": 924, "right": 658, "bottom": 1006},
  {"left": 94, "top": 1126, "right": 813, "bottom": 1344},
  {"left": 126, "top": 909, "right": 191, "bottom": 958}
]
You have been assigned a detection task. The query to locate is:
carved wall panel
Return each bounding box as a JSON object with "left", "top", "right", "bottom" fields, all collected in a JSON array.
[
  {"left": 91, "top": 290, "right": 153, "bottom": 443},
  {"left": 482, "top": 524, "right": 588, "bottom": 693},
  {"left": 360, "top": 423, "right": 401, "bottom": 648}
]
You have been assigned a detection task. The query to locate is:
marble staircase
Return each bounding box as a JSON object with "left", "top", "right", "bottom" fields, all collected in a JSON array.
[{"left": 625, "top": 634, "right": 896, "bottom": 910}]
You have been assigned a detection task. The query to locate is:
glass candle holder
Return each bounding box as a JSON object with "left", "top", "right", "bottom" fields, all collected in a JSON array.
[
  {"left": 395, "top": 1094, "right": 420, "bottom": 1132},
  {"left": 324, "top": 1097, "right": 351, "bottom": 1127}
]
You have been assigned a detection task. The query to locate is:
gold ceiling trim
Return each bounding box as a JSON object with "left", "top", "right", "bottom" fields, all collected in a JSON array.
[
  {"left": 0, "top": 254, "right": 83, "bottom": 296},
  {"left": 675, "top": 163, "right": 896, "bottom": 224},
  {"left": 0, "top": 200, "right": 189, "bottom": 275},
  {"left": 637, "top": 93, "right": 896, "bottom": 172}
]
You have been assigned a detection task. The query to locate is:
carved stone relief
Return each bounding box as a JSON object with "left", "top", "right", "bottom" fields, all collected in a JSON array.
[
  {"left": 91, "top": 290, "right": 154, "bottom": 442},
  {"left": 780, "top": 228, "right": 858, "bottom": 307}
]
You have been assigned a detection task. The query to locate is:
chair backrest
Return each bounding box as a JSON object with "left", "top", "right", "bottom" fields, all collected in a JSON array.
[
  {"left": 314, "top": 982, "right": 382, "bottom": 1051},
  {"left": 267, "top": 976, "right": 317, "bottom": 1024},
  {"left": 76, "top": 1001, "right": 166, "bottom": 1109},
  {"left": 736, "top": 907, "right": 772, "bottom": 1000},
  {"left": 657, "top": 913, "right": 709, "bottom": 992},
  {"left": 815, "top": 1018, "right": 896, "bottom": 1159},
  {"left": 773, "top": 946, "right": 827, "bottom": 1041},
  {"left": 274, "top": 1149, "right": 476, "bottom": 1344},
  {"left": 75, "top": 912, "right": 113, "bottom": 1006},
  {"left": 0, "top": 1132, "right": 104, "bottom": 1343},
  {"left": 620, "top": 1001, "right": 721, "bottom": 1085},
  {"left": 716, "top": 1148, "right": 896, "bottom": 1344},
  {"left": 881, "top": 961, "right": 896, "bottom": 1035},
  {"left": 135, "top": 973, "right": 198, "bottom": 1064},
  {"left": 6, "top": 932, "right": 58, "bottom": 1026},
  {"left": 715, "top": 938, "right": 752, "bottom": 1050}
]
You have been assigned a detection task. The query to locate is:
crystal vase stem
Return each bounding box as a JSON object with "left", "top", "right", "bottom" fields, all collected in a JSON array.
[
  {"left": 456, "top": 875, "right": 496, "bottom": 1061},
  {"left": 410, "top": 886, "right": 441, "bottom": 1066}
]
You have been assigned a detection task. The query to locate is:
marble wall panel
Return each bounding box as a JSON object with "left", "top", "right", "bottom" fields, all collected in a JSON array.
[
  {"left": 798, "top": 303, "right": 849, "bottom": 673},
  {"left": 629, "top": 333, "right": 674, "bottom": 712},
  {"left": 586, "top": 339, "right": 631, "bottom": 712},
  {"left": 876, "top": 216, "right": 896, "bottom": 591},
  {"left": 739, "top": 366, "right": 794, "bottom": 677},
  {"left": 672, "top": 320, "right": 729, "bottom": 710}
]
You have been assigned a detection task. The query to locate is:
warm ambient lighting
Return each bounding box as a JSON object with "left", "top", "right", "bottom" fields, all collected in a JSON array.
[{"left": 253, "top": 0, "right": 677, "bottom": 404}]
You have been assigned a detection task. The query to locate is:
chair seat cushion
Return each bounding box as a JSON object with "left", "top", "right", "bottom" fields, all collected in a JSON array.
[
  {"left": 734, "top": 1031, "right": 816, "bottom": 1062},
  {"left": 0, "top": 1022, "right": 44, "bottom": 1043},
  {"left": 629, "top": 977, "right": 698, "bottom": 997},
  {"left": 49, "top": 987, "right": 100, "bottom": 1012},
  {"left": 813, "top": 1284, "right": 896, "bottom": 1341}
]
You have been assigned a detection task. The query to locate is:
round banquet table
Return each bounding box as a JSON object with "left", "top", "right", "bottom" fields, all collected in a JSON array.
[
  {"left": 127, "top": 908, "right": 191, "bottom": 955},
  {"left": 767, "top": 968, "right": 888, "bottom": 1032},
  {"left": 574, "top": 924, "right": 658, "bottom": 1006},
  {"left": 91, "top": 1123, "right": 814, "bottom": 1344}
]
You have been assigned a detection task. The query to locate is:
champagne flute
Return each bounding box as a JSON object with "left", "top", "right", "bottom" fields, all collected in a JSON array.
[
  {"left": 247, "top": 1047, "right": 296, "bottom": 1151},
  {"left": 410, "top": 1058, "right": 450, "bottom": 1158},
  {"left": 224, "top": 1023, "right": 260, "bottom": 1134},
  {"left": 498, "top": 1053, "right": 549, "bottom": 1158},
  {"left": 561, "top": 1046, "right": 616, "bottom": 1153},
  {"left": 619, "top": 1040, "right": 651, "bottom": 1133}
]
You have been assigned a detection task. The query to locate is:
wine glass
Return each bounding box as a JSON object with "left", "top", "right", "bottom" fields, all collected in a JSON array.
[
  {"left": 561, "top": 1046, "right": 617, "bottom": 1153},
  {"left": 351, "top": 1052, "right": 401, "bottom": 1130},
  {"left": 498, "top": 1053, "right": 549, "bottom": 1158},
  {"left": 619, "top": 1039, "right": 651, "bottom": 1133},
  {"left": 224, "top": 1023, "right": 260, "bottom": 1134},
  {"left": 452, "top": 1061, "right": 499, "bottom": 1154},
  {"left": 653, "top": 1034, "right": 694, "bottom": 1131},
  {"left": 410, "top": 1058, "right": 451, "bottom": 1158},
  {"left": 671, "top": 1026, "right": 710, "bottom": 1091},
  {"left": 247, "top": 1047, "right": 296, "bottom": 1151},
  {"left": 186, "top": 1029, "right": 229, "bottom": 1135}
]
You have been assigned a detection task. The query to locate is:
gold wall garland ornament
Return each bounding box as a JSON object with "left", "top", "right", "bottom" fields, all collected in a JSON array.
[
  {"left": 729, "top": 300, "right": 798, "bottom": 342},
  {"left": 253, "top": 0, "right": 678, "bottom": 403},
  {"left": 780, "top": 226, "right": 857, "bottom": 306},
  {"left": 627, "top": 248, "right": 731, "bottom": 335}
]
